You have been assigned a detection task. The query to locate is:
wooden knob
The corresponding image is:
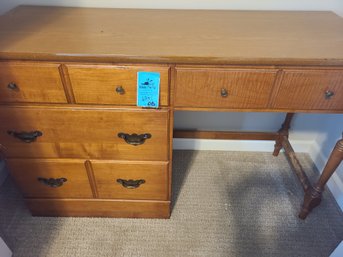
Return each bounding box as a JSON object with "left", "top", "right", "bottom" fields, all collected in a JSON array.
[
  {"left": 221, "top": 88, "right": 228, "bottom": 97},
  {"left": 325, "top": 90, "right": 334, "bottom": 99},
  {"left": 115, "top": 86, "right": 125, "bottom": 95},
  {"left": 7, "top": 82, "right": 19, "bottom": 91}
]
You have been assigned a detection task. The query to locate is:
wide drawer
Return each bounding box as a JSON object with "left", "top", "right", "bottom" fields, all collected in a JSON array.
[
  {"left": 67, "top": 64, "right": 170, "bottom": 106},
  {"left": 92, "top": 161, "right": 169, "bottom": 200},
  {"left": 272, "top": 69, "right": 343, "bottom": 110},
  {"left": 6, "top": 159, "right": 93, "bottom": 198},
  {"left": 0, "top": 62, "right": 67, "bottom": 103},
  {"left": 175, "top": 67, "right": 277, "bottom": 109},
  {"left": 0, "top": 107, "right": 169, "bottom": 160}
]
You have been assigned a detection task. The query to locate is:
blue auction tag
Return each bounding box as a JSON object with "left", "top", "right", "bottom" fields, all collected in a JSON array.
[{"left": 137, "top": 71, "right": 160, "bottom": 108}]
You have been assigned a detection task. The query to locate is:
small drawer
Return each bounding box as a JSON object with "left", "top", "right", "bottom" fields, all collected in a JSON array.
[
  {"left": 0, "top": 107, "right": 169, "bottom": 160},
  {"left": 0, "top": 62, "right": 67, "bottom": 103},
  {"left": 175, "top": 67, "right": 277, "bottom": 109},
  {"left": 272, "top": 69, "right": 343, "bottom": 110},
  {"left": 91, "top": 161, "right": 169, "bottom": 200},
  {"left": 67, "top": 64, "right": 170, "bottom": 106},
  {"left": 6, "top": 159, "right": 93, "bottom": 199}
]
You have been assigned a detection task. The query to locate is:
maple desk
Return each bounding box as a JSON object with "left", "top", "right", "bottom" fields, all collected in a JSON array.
[{"left": 0, "top": 6, "right": 342, "bottom": 219}]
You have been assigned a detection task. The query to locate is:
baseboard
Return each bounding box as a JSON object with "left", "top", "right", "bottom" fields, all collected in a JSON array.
[
  {"left": 0, "top": 237, "right": 12, "bottom": 257},
  {"left": 173, "top": 138, "right": 343, "bottom": 211},
  {"left": 308, "top": 142, "right": 343, "bottom": 211},
  {"left": 173, "top": 138, "right": 313, "bottom": 152},
  {"left": 330, "top": 241, "right": 343, "bottom": 257}
]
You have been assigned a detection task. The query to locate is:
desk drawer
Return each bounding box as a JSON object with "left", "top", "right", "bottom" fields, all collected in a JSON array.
[
  {"left": 6, "top": 159, "right": 93, "bottom": 199},
  {"left": 175, "top": 67, "right": 277, "bottom": 109},
  {"left": 67, "top": 64, "right": 170, "bottom": 106},
  {"left": 0, "top": 107, "right": 169, "bottom": 160},
  {"left": 92, "top": 161, "right": 169, "bottom": 200},
  {"left": 0, "top": 62, "right": 67, "bottom": 103},
  {"left": 272, "top": 69, "right": 343, "bottom": 110}
]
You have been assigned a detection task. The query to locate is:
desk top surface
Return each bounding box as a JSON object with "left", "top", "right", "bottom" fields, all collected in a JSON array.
[{"left": 1, "top": 6, "right": 343, "bottom": 66}]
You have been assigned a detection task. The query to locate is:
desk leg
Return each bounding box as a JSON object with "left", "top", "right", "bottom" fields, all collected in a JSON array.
[
  {"left": 273, "top": 113, "right": 294, "bottom": 156},
  {"left": 299, "top": 136, "right": 343, "bottom": 219}
]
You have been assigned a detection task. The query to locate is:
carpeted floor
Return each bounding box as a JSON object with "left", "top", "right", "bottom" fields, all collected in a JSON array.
[{"left": 0, "top": 151, "right": 343, "bottom": 257}]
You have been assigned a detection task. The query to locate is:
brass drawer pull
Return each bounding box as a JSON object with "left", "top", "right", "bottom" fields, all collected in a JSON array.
[
  {"left": 7, "top": 82, "right": 19, "bottom": 91},
  {"left": 37, "top": 177, "right": 67, "bottom": 188},
  {"left": 115, "top": 85, "right": 125, "bottom": 95},
  {"left": 325, "top": 90, "right": 334, "bottom": 99},
  {"left": 221, "top": 88, "right": 228, "bottom": 97},
  {"left": 118, "top": 133, "right": 152, "bottom": 146},
  {"left": 117, "top": 179, "right": 145, "bottom": 189},
  {"left": 7, "top": 130, "right": 43, "bottom": 143}
]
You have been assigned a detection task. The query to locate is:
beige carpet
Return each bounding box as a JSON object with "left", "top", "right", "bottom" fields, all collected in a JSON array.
[{"left": 0, "top": 151, "right": 343, "bottom": 257}]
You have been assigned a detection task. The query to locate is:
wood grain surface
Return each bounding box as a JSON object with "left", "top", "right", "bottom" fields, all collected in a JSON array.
[
  {"left": 67, "top": 64, "right": 170, "bottom": 106},
  {"left": 1, "top": 6, "right": 343, "bottom": 65},
  {"left": 0, "top": 106, "right": 170, "bottom": 160},
  {"left": 0, "top": 62, "right": 67, "bottom": 103},
  {"left": 91, "top": 160, "right": 169, "bottom": 200},
  {"left": 175, "top": 67, "right": 277, "bottom": 108},
  {"left": 6, "top": 158, "right": 93, "bottom": 198},
  {"left": 27, "top": 198, "right": 171, "bottom": 218},
  {"left": 272, "top": 69, "right": 343, "bottom": 110}
]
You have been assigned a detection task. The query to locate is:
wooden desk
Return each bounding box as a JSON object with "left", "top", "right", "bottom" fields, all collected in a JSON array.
[{"left": 0, "top": 6, "right": 342, "bottom": 219}]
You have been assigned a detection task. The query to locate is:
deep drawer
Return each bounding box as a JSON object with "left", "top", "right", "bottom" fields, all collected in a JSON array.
[
  {"left": 0, "top": 62, "right": 67, "bottom": 103},
  {"left": 272, "top": 69, "right": 343, "bottom": 110},
  {"left": 67, "top": 64, "right": 170, "bottom": 106},
  {"left": 0, "top": 107, "right": 169, "bottom": 160},
  {"left": 175, "top": 67, "right": 277, "bottom": 109},
  {"left": 6, "top": 159, "right": 93, "bottom": 199},
  {"left": 91, "top": 160, "right": 169, "bottom": 200}
]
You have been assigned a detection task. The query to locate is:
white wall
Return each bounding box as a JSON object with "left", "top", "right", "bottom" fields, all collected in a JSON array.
[
  {"left": 0, "top": 0, "right": 343, "bottom": 16},
  {"left": 0, "top": 1, "right": 342, "bottom": 207},
  {"left": 0, "top": 237, "right": 12, "bottom": 257}
]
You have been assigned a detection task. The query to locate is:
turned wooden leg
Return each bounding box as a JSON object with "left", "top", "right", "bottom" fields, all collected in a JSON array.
[
  {"left": 273, "top": 113, "right": 295, "bottom": 156},
  {"left": 299, "top": 136, "right": 343, "bottom": 219}
]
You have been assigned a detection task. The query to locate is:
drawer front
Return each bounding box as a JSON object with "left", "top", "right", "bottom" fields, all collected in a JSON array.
[
  {"left": 92, "top": 161, "right": 169, "bottom": 200},
  {"left": 272, "top": 69, "right": 343, "bottom": 110},
  {"left": 0, "top": 62, "right": 67, "bottom": 103},
  {"left": 0, "top": 107, "right": 169, "bottom": 160},
  {"left": 67, "top": 65, "right": 170, "bottom": 106},
  {"left": 175, "top": 68, "right": 277, "bottom": 108},
  {"left": 6, "top": 159, "right": 93, "bottom": 198}
]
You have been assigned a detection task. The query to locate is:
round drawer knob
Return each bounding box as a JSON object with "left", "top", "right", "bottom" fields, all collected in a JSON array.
[
  {"left": 221, "top": 88, "right": 228, "bottom": 97},
  {"left": 7, "top": 82, "right": 19, "bottom": 91},
  {"left": 325, "top": 90, "right": 334, "bottom": 99},
  {"left": 115, "top": 85, "right": 125, "bottom": 95}
]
